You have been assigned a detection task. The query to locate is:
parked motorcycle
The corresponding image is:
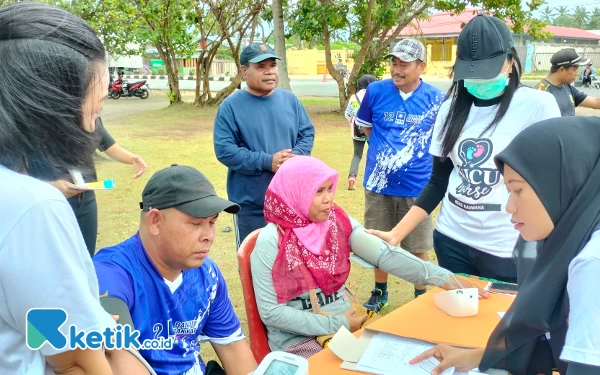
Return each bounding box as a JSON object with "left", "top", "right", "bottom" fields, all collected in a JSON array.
[{"left": 109, "top": 77, "right": 150, "bottom": 99}]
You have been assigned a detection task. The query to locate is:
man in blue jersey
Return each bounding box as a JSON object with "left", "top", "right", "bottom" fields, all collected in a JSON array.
[
  {"left": 356, "top": 39, "right": 445, "bottom": 311},
  {"left": 93, "top": 164, "right": 257, "bottom": 375},
  {"left": 214, "top": 43, "right": 315, "bottom": 251}
]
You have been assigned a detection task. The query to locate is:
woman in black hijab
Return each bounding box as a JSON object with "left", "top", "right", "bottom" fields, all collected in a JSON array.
[
  {"left": 409, "top": 116, "right": 600, "bottom": 375},
  {"left": 344, "top": 74, "right": 377, "bottom": 190}
]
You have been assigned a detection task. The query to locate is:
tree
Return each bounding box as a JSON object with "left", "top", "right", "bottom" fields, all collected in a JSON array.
[
  {"left": 588, "top": 7, "right": 600, "bottom": 29},
  {"left": 0, "top": 0, "right": 138, "bottom": 56},
  {"left": 572, "top": 6, "right": 588, "bottom": 29},
  {"left": 193, "top": 0, "right": 267, "bottom": 107},
  {"left": 540, "top": 6, "right": 555, "bottom": 24},
  {"left": 117, "top": 0, "right": 197, "bottom": 104},
  {"left": 290, "top": 0, "right": 548, "bottom": 112},
  {"left": 272, "top": 0, "right": 292, "bottom": 90}
]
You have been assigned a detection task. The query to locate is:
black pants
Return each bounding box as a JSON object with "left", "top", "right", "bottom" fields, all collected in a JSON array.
[
  {"left": 349, "top": 139, "right": 366, "bottom": 178},
  {"left": 234, "top": 213, "right": 267, "bottom": 251},
  {"left": 433, "top": 230, "right": 517, "bottom": 283},
  {"left": 583, "top": 76, "right": 592, "bottom": 86},
  {"left": 67, "top": 191, "right": 98, "bottom": 258}
]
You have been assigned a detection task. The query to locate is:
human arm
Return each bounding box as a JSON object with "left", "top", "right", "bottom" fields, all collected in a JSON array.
[
  {"left": 1, "top": 199, "right": 116, "bottom": 374},
  {"left": 212, "top": 340, "right": 257, "bottom": 375},
  {"left": 251, "top": 229, "right": 351, "bottom": 336},
  {"left": 105, "top": 348, "right": 152, "bottom": 375},
  {"left": 579, "top": 96, "right": 600, "bottom": 110},
  {"left": 48, "top": 179, "right": 85, "bottom": 198},
  {"left": 366, "top": 157, "right": 453, "bottom": 246},
  {"left": 103, "top": 144, "right": 147, "bottom": 179},
  {"left": 291, "top": 98, "right": 315, "bottom": 156},
  {"left": 213, "top": 103, "right": 274, "bottom": 175}
]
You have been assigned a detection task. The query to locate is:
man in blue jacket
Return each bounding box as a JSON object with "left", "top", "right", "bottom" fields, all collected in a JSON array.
[{"left": 214, "top": 43, "right": 315, "bottom": 250}]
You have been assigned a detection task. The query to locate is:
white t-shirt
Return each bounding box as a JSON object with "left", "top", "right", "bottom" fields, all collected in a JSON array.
[
  {"left": 0, "top": 166, "right": 115, "bottom": 374},
  {"left": 430, "top": 87, "right": 561, "bottom": 257},
  {"left": 560, "top": 230, "right": 600, "bottom": 367}
]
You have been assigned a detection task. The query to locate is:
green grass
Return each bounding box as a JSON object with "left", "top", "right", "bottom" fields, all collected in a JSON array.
[{"left": 95, "top": 98, "right": 439, "bottom": 363}]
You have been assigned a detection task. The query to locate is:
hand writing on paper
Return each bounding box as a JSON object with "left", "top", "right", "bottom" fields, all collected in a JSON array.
[
  {"left": 344, "top": 308, "right": 368, "bottom": 332},
  {"left": 409, "top": 344, "right": 485, "bottom": 375}
]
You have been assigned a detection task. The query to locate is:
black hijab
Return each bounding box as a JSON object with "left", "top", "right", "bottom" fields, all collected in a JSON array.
[
  {"left": 480, "top": 116, "right": 600, "bottom": 374},
  {"left": 357, "top": 74, "right": 376, "bottom": 90}
]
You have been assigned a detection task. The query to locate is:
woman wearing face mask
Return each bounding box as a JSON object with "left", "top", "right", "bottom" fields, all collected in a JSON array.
[
  {"left": 409, "top": 116, "right": 600, "bottom": 375},
  {"left": 367, "top": 14, "right": 561, "bottom": 283},
  {"left": 250, "top": 156, "right": 487, "bottom": 358}
]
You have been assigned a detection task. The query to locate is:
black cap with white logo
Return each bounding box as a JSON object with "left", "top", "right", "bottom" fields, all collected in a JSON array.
[
  {"left": 550, "top": 48, "right": 590, "bottom": 67},
  {"left": 454, "top": 14, "right": 514, "bottom": 81},
  {"left": 140, "top": 164, "right": 240, "bottom": 218}
]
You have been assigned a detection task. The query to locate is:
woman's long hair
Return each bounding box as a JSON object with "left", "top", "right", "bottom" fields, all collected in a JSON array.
[
  {"left": 438, "top": 47, "right": 522, "bottom": 159},
  {"left": 0, "top": 3, "right": 106, "bottom": 180}
]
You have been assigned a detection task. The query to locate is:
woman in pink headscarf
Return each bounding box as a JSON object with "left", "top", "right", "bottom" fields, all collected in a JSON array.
[{"left": 250, "top": 156, "right": 484, "bottom": 358}]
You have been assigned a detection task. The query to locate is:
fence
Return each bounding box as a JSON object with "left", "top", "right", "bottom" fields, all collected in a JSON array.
[{"left": 532, "top": 52, "right": 600, "bottom": 72}]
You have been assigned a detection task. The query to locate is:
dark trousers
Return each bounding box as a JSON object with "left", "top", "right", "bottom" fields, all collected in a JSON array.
[
  {"left": 349, "top": 139, "right": 366, "bottom": 178},
  {"left": 234, "top": 213, "right": 267, "bottom": 251},
  {"left": 67, "top": 191, "right": 98, "bottom": 258},
  {"left": 583, "top": 75, "right": 592, "bottom": 86},
  {"left": 433, "top": 230, "right": 517, "bottom": 283}
]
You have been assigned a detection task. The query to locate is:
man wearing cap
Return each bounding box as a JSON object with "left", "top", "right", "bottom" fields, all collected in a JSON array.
[
  {"left": 93, "top": 165, "right": 257, "bottom": 375},
  {"left": 214, "top": 43, "right": 315, "bottom": 250},
  {"left": 355, "top": 38, "right": 445, "bottom": 311},
  {"left": 536, "top": 48, "right": 600, "bottom": 116}
]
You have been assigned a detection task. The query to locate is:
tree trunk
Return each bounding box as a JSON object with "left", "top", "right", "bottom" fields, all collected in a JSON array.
[
  {"left": 156, "top": 43, "right": 181, "bottom": 104},
  {"left": 322, "top": 21, "right": 347, "bottom": 111},
  {"left": 272, "top": 0, "right": 291, "bottom": 91}
]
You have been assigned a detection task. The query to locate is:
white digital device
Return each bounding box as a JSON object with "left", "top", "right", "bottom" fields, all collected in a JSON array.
[
  {"left": 433, "top": 287, "right": 479, "bottom": 318},
  {"left": 252, "top": 351, "right": 309, "bottom": 375}
]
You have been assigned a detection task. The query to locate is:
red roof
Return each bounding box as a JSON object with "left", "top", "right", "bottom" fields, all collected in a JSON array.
[{"left": 394, "top": 9, "right": 600, "bottom": 40}]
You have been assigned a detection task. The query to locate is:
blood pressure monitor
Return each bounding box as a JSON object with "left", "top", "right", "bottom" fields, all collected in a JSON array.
[{"left": 252, "top": 351, "right": 309, "bottom": 375}]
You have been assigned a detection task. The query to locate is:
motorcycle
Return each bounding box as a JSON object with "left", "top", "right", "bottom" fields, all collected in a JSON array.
[{"left": 109, "top": 77, "right": 150, "bottom": 99}]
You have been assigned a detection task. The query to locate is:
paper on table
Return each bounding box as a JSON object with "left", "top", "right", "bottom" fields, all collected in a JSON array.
[
  {"left": 328, "top": 325, "right": 365, "bottom": 363},
  {"left": 354, "top": 332, "right": 455, "bottom": 375}
]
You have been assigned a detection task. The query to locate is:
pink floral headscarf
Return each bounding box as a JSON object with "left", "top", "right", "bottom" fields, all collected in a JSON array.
[{"left": 264, "top": 156, "right": 353, "bottom": 303}]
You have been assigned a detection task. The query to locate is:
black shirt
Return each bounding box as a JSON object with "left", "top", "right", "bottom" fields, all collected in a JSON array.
[{"left": 535, "top": 79, "right": 587, "bottom": 117}]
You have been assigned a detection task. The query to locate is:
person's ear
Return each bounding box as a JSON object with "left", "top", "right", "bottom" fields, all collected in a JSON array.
[
  {"left": 146, "top": 208, "right": 163, "bottom": 236},
  {"left": 240, "top": 65, "right": 248, "bottom": 79}
]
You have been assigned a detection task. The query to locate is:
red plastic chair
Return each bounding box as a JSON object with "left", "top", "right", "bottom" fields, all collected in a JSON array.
[{"left": 237, "top": 229, "right": 271, "bottom": 363}]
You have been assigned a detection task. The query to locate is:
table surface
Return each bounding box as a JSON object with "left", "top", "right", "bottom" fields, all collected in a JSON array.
[{"left": 307, "top": 278, "right": 515, "bottom": 374}]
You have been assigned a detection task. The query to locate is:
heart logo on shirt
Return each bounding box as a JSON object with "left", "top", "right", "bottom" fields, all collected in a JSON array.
[{"left": 458, "top": 139, "right": 493, "bottom": 168}]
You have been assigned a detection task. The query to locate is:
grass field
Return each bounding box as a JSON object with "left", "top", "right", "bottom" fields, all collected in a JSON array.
[{"left": 95, "top": 97, "right": 439, "bottom": 363}]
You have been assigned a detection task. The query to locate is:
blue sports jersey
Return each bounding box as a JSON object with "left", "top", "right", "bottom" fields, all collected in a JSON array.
[
  {"left": 93, "top": 234, "right": 244, "bottom": 375},
  {"left": 356, "top": 79, "right": 445, "bottom": 197}
]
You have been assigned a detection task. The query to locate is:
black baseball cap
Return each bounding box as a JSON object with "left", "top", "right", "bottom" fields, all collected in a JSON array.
[
  {"left": 550, "top": 48, "right": 590, "bottom": 67},
  {"left": 454, "top": 14, "right": 514, "bottom": 81},
  {"left": 240, "top": 43, "right": 280, "bottom": 65},
  {"left": 140, "top": 164, "right": 240, "bottom": 218}
]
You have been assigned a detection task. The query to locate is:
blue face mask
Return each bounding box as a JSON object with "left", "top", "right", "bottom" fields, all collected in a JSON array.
[{"left": 464, "top": 72, "right": 509, "bottom": 100}]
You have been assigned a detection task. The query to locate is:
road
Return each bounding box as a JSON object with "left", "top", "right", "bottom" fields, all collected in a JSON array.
[
  {"left": 102, "top": 78, "right": 600, "bottom": 121},
  {"left": 135, "top": 77, "right": 600, "bottom": 98}
]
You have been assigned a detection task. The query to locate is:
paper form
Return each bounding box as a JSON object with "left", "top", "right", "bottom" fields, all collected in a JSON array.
[{"left": 354, "top": 332, "right": 455, "bottom": 375}]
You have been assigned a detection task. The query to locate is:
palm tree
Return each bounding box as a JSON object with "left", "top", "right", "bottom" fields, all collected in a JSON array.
[
  {"left": 588, "top": 7, "right": 600, "bottom": 29},
  {"left": 540, "top": 6, "right": 556, "bottom": 24},
  {"left": 573, "top": 6, "right": 589, "bottom": 28},
  {"left": 554, "top": 6, "right": 573, "bottom": 27}
]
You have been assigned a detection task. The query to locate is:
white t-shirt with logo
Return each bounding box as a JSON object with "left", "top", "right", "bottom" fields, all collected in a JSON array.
[
  {"left": 561, "top": 230, "right": 600, "bottom": 367},
  {"left": 430, "top": 87, "right": 561, "bottom": 258}
]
